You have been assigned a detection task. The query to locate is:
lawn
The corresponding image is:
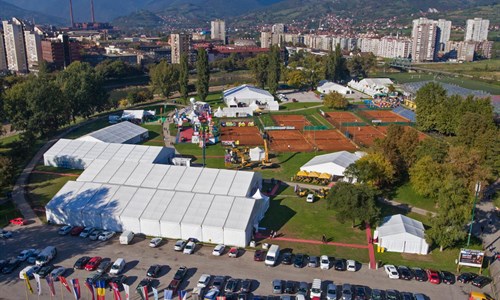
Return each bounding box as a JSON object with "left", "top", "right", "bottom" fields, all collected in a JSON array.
[
  {"left": 391, "top": 182, "right": 437, "bottom": 212},
  {"left": 174, "top": 143, "right": 226, "bottom": 168},
  {"left": 260, "top": 151, "right": 328, "bottom": 181},
  {"left": 64, "top": 118, "right": 110, "bottom": 139},
  {"left": 413, "top": 59, "right": 500, "bottom": 80},
  {"left": 0, "top": 201, "right": 22, "bottom": 228},
  {"left": 140, "top": 124, "right": 164, "bottom": 146}
]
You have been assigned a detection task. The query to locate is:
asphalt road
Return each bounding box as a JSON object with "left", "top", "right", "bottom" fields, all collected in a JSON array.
[{"left": 0, "top": 224, "right": 491, "bottom": 300}]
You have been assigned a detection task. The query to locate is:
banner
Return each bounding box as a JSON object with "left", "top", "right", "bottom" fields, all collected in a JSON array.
[
  {"left": 164, "top": 290, "right": 173, "bottom": 300},
  {"left": 33, "top": 273, "right": 42, "bottom": 296},
  {"left": 152, "top": 287, "right": 159, "bottom": 300},
  {"left": 178, "top": 290, "right": 187, "bottom": 300},
  {"left": 123, "top": 283, "right": 130, "bottom": 300},
  {"left": 46, "top": 275, "right": 56, "bottom": 296},
  {"left": 96, "top": 280, "right": 106, "bottom": 300},
  {"left": 23, "top": 273, "right": 34, "bottom": 294},
  {"left": 59, "top": 276, "right": 72, "bottom": 293},
  {"left": 71, "top": 279, "right": 81, "bottom": 300},
  {"left": 84, "top": 280, "right": 95, "bottom": 300},
  {"left": 458, "top": 249, "right": 485, "bottom": 268},
  {"left": 109, "top": 282, "right": 122, "bottom": 300},
  {"left": 138, "top": 285, "right": 149, "bottom": 300}
]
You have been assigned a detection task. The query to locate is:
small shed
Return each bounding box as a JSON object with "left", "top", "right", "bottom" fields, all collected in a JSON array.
[
  {"left": 249, "top": 147, "right": 265, "bottom": 162},
  {"left": 374, "top": 214, "right": 429, "bottom": 255}
]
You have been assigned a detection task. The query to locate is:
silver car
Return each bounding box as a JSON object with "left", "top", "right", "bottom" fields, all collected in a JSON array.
[
  {"left": 341, "top": 284, "right": 352, "bottom": 300},
  {"left": 327, "top": 283, "right": 337, "bottom": 300},
  {"left": 272, "top": 279, "right": 283, "bottom": 294}
]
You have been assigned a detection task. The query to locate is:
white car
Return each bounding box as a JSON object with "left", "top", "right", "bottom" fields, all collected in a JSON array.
[
  {"left": 174, "top": 240, "right": 187, "bottom": 251},
  {"left": 58, "top": 225, "right": 73, "bottom": 235},
  {"left": 346, "top": 260, "right": 356, "bottom": 272},
  {"left": 50, "top": 267, "right": 66, "bottom": 279},
  {"left": 79, "top": 227, "right": 95, "bottom": 238},
  {"left": 183, "top": 241, "right": 196, "bottom": 254},
  {"left": 149, "top": 237, "right": 163, "bottom": 248},
  {"left": 88, "top": 230, "right": 102, "bottom": 241},
  {"left": 320, "top": 255, "right": 330, "bottom": 270},
  {"left": 19, "top": 265, "right": 41, "bottom": 279},
  {"left": 197, "top": 274, "right": 211, "bottom": 288},
  {"left": 98, "top": 231, "right": 115, "bottom": 241},
  {"left": 212, "top": 244, "right": 225, "bottom": 256},
  {"left": 384, "top": 264, "right": 400, "bottom": 279},
  {"left": 17, "top": 249, "right": 36, "bottom": 261},
  {"left": 306, "top": 194, "right": 314, "bottom": 203}
]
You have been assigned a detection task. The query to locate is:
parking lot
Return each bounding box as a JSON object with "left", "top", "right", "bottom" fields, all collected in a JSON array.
[{"left": 0, "top": 224, "right": 490, "bottom": 299}]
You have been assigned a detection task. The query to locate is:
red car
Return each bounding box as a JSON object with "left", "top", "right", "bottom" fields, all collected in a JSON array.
[
  {"left": 10, "top": 218, "right": 26, "bottom": 226},
  {"left": 167, "top": 279, "right": 180, "bottom": 294},
  {"left": 254, "top": 250, "right": 265, "bottom": 261},
  {"left": 84, "top": 256, "right": 102, "bottom": 271},
  {"left": 70, "top": 226, "right": 85, "bottom": 236},
  {"left": 427, "top": 269, "right": 441, "bottom": 284}
]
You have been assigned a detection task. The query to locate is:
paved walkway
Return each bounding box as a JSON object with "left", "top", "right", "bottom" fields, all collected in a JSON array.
[
  {"left": 365, "top": 225, "right": 376, "bottom": 269},
  {"left": 376, "top": 197, "right": 436, "bottom": 217}
]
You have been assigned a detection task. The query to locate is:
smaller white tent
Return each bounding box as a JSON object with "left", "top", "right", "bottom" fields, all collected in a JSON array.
[
  {"left": 249, "top": 147, "right": 265, "bottom": 162},
  {"left": 223, "top": 85, "right": 276, "bottom": 109},
  {"left": 300, "top": 151, "right": 365, "bottom": 176},
  {"left": 374, "top": 214, "right": 429, "bottom": 255},
  {"left": 317, "top": 81, "right": 354, "bottom": 95},
  {"left": 77, "top": 121, "right": 148, "bottom": 144}
]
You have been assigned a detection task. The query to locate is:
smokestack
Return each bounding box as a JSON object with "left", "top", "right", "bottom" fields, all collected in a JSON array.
[
  {"left": 90, "top": 0, "right": 96, "bottom": 23},
  {"left": 69, "top": 0, "right": 74, "bottom": 27}
]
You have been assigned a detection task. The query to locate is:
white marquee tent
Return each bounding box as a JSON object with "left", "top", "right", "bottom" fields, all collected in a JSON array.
[
  {"left": 77, "top": 121, "right": 149, "bottom": 144},
  {"left": 43, "top": 139, "right": 175, "bottom": 169},
  {"left": 317, "top": 81, "right": 354, "bottom": 95},
  {"left": 374, "top": 214, "right": 429, "bottom": 255},
  {"left": 139, "top": 190, "right": 175, "bottom": 237},
  {"left": 300, "top": 151, "right": 365, "bottom": 177},
  {"left": 223, "top": 85, "right": 279, "bottom": 111}
]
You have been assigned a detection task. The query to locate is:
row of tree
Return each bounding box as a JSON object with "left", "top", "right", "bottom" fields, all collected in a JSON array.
[{"left": 247, "top": 45, "right": 282, "bottom": 94}]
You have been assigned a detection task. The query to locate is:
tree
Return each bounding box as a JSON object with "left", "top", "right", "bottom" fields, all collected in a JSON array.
[
  {"left": 286, "top": 69, "right": 307, "bottom": 89},
  {"left": 323, "top": 91, "right": 348, "bottom": 109},
  {"left": 344, "top": 153, "right": 395, "bottom": 188},
  {"left": 302, "top": 54, "right": 325, "bottom": 89},
  {"left": 150, "top": 60, "right": 179, "bottom": 98},
  {"left": 415, "top": 82, "right": 447, "bottom": 132},
  {"left": 373, "top": 125, "right": 419, "bottom": 175},
  {"left": 327, "top": 182, "right": 380, "bottom": 227},
  {"left": 267, "top": 45, "right": 281, "bottom": 95},
  {"left": 410, "top": 156, "right": 445, "bottom": 199},
  {"left": 95, "top": 60, "right": 142, "bottom": 79},
  {"left": 126, "top": 88, "right": 153, "bottom": 105},
  {"left": 57, "top": 61, "right": 108, "bottom": 121},
  {"left": 0, "top": 156, "right": 14, "bottom": 188},
  {"left": 179, "top": 53, "right": 189, "bottom": 103},
  {"left": 414, "top": 137, "right": 449, "bottom": 163},
  {"left": 196, "top": 48, "right": 210, "bottom": 101},
  {"left": 248, "top": 54, "right": 268, "bottom": 89},
  {"left": 348, "top": 53, "right": 376, "bottom": 78},
  {"left": 456, "top": 112, "right": 498, "bottom": 166}
]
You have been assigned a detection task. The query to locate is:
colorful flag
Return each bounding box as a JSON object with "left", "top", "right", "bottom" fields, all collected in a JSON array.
[
  {"left": 152, "top": 287, "right": 159, "bottom": 300},
  {"left": 178, "top": 290, "right": 187, "bottom": 300},
  {"left": 71, "top": 279, "right": 81, "bottom": 300},
  {"left": 123, "top": 283, "right": 130, "bottom": 300},
  {"left": 109, "top": 282, "right": 122, "bottom": 300},
  {"left": 46, "top": 275, "right": 56, "bottom": 296},
  {"left": 33, "top": 273, "right": 42, "bottom": 296},
  {"left": 23, "top": 272, "right": 34, "bottom": 294},
  {"left": 84, "top": 280, "right": 95, "bottom": 300},
  {"left": 164, "top": 289, "right": 173, "bottom": 300},
  {"left": 139, "top": 285, "right": 149, "bottom": 300},
  {"left": 60, "top": 276, "right": 72, "bottom": 293},
  {"left": 96, "top": 280, "right": 106, "bottom": 300}
]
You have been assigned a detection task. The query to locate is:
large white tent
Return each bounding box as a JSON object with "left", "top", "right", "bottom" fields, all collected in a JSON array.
[
  {"left": 223, "top": 197, "right": 258, "bottom": 247},
  {"left": 317, "top": 81, "right": 354, "bottom": 95},
  {"left": 223, "top": 84, "right": 279, "bottom": 111},
  {"left": 139, "top": 190, "right": 175, "bottom": 237},
  {"left": 43, "top": 139, "right": 175, "bottom": 169},
  {"left": 77, "top": 121, "right": 148, "bottom": 144},
  {"left": 300, "top": 151, "right": 365, "bottom": 177},
  {"left": 181, "top": 193, "right": 215, "bottom": 240},
  {"left": 374, "top": 214, "right": 429, "bottom": 255}
]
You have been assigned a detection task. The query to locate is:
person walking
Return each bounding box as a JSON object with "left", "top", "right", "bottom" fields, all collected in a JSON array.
[{"left": 322, "top": 234, "right": 327, "bottom": 244}]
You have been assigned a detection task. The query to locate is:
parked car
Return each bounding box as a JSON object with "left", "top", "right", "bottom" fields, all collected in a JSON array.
[
  {"left": 384, "top": 265, "right": 400, "bottom": 279},
  {"left": 2, "top": 258, "right": 21, "bottom": 274},
  {"left": 225, "top": 278, "right": 240, "bottom": 293},
  {"left": 347, "top": 260, "right": 357, "bottom": 272},
  {"left": 370, "top": 289, "right": 385, "bottom": 300},
  {"left": 297, "top": 282, "right": 308, "bottom": 296},
  {"left": 427, "top": 269, "right": 440, "bottom": 284},
  {"left": 320, "top": 255, "right": 330, "bottom": 270},
  {"left": 27, "top": 250, "right": 41, "bottom": 264},
  {"left": 183, "top": 241, "right": 196, "bottom": 254},
  {"left": 147, "top": 265, "right": 161, "bottom": 278},
  {"left": 173, "top": 266, "right": 188, "bottom": 281},
  {"left": 10, "top": 217, "right": 26, "bottom": 226},
  {"left": 471, "top": 276, "right": 491, "bottom": 288},
  {"left": 149, "top": 237, "right": 163, "bottom": 248},
  {"left": 36, "top": 265, "right": 55, "bottom": 278},
  {"left": 412, "top": 268, "right": 427, "bottom": 282},
  {"left": 272, "top": 280, "right": 283, "bottom": 294},
  {"left": 204, "top": 288, "right": 220, "bottom": 300},
  {"left": 79, "top": 227, "right": 95, "bottom": 238},
  {"left": 413, "top": 294, "right": 426, "bottom": 300},
  {"left": 0, "top": 229, "right": 13, "bottom": 239},
  {"left": 334, "top": 259, "right": 347, "bottom": 271},
  {"left": 326, "top": 283, "right": 337, "bottom": 300},
  {"left": 110, "top": 275, "right": 128, "bottom": 286},
  {"left": 341, "top": 284, "right": 353, "bottom": 300},
  {"left": 254, "top": 250, "right": 265, "bottom": 261},
  {"left": 98, "top": 231, "right": 115, "bottom": 241},
  {"left": 229, "top": 247, "right": 239, "bottom": 258},
  {"left": 440, "top": 271, "right": 456, "bottom": 284},
  {"left": 174, "top": 240, "right": 187, "bottom": 251},
  {"left": 137, "top": 278, "right": 152, "bottom": 293},
  {"left": 17, "top": 249, "right": 37, "bottom": 261},
  {"left": 400, "top": 292, "right": 413, "bottom": 300},
  {"left": 109, "top": 258, "right": 125, "bottom": 275},
  {"left": 306, "top": 194, "right": 315, "bottom": 203},
  {"left": 84, "top": 256, "right": 102, "bottom": 271},
  {"left": 212, "top": 244, "right": 225, "bottom": 256},
  {"left": 398, "top": 266, "right": 412, "bottom": 280},
  {"left": 385, "top": 290, "right": 400, "bottom": 300},
  {"left": 294, "top": 254, "right": 306, "bottom": 268},
  {"left": 308, "top": 256, "right": 319, "bottom": 268},
  {"left": 73, "top": 256, "right": 91, "bottom": 270},
  {"left": 58, "top": 225, "right": 73, "bottom": 235},
  {"left": 197, "top": 274, "right": 211, "bottom": 288},
  {"left": 282, "top": 252, "right": 293, "bottom": 265},
  {"left": 212, "top": 276, "right": 226, "bottom": 290},
  {"left": 50, "top": 267, "right": 66, "bottom": 279},
  {"left": 238, "top": 293, "right": 248, "bottom": 300},
  {"left": 70, "top": 226, "right": 84, "bottom": 236},
  {"left": 240, "top": 279, "right": 252, "bottom": 293},
  {"left": 310, "top": 279, "right": 322, "bottom": 299},
  {"left": 354, "top": 286, "right": 367, "bottom": 300},
  {"left": 457, "top": 272, "right": 478, "bottom": 284},
  {"left": 19, "top": 265, "right": 41, "bottom": 279},
  {"left": 96, "top": 261, "right": 112, "bottom": 274},
  {"left": 285, "top": 281, "right": 296, "bottom": 294},
  {"left": 88, "top": 229, "right": 102, "bottom": 241}
]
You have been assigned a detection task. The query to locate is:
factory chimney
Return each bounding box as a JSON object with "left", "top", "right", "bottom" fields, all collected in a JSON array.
[
  {"left": 69, "top": 0, "right": 75, "bottom": 27},
  {"left": 90, "top": 0, "right": 96, "bottom": 23}
]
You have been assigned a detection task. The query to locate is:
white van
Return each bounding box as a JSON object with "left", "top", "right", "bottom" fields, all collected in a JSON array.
[
  {"left": 310, "top": 279, "right": 322, "bottom": 298},
  {"left": 19, "top": 265, "right": 40, "bottom": 279},
  {"left": 119, "top": 231, "right": 134, "bottom": 245},
  {"left": 265, "top": 244, "right": 280, "bottom": 266},
  {"left": 109, "top": 258, "right": 125, "bottom": 275},
  {"left": 35, "top": 246, "right": 57, "bottom": 266}
]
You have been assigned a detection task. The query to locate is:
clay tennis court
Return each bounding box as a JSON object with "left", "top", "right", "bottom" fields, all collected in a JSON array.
[
  {"left": 220, "top": 126, "right": 263, "bottom": 146},
  {"left": 374, "top": 125, "right": 428, "bottom": 141},
  {"left": 272, "top": 115, "right": 311, "bottom": 130},
  {"left": 324, "top": 111, "right": 365, "bottom": 128},
  {"left": 303, "top": 130, "right": 357, "bottom": 151},
  {"left": 343, "top": 126, "right": 386, "bottom": 147},
  {"left": 268, "top": 130, "right": 313, "bottom": 152},
  {"left": 357, "top": 110, "right": 411, "bottom": 123}
]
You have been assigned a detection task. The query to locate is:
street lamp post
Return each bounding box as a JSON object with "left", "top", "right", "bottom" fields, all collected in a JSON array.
[{"left": 467, "top": 182, "right": 481, "bottom": 247}]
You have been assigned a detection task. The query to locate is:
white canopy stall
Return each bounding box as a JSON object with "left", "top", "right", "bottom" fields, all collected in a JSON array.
[{"left": 374, "top": 214, "right": 429, "bottom": 255}]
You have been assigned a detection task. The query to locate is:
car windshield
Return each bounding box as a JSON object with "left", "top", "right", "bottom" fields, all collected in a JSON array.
[{"left": 266, "top": 256, "right": 275, "bottom": 261}]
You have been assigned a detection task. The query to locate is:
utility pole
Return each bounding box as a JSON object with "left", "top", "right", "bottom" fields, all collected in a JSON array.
[{"left": 467, "top": 182, "right": 481, "bottom": 246}]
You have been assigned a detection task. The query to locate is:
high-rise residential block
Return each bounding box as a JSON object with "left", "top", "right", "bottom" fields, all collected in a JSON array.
[
  {"left": 411, "top": 21, "right": 437, "bottom": 62},
  {"left": 260, "top": 31, "right": 272, "bottom": 48},
  {"left": 272, "top": 23, "right": 286, "bottom": 34},
  {"left": 170, "top": 33, "right": 190, "bottom": 64},
  {"left": 0, "top": 32, "right": 7, "bottom": 72},
  {"left": 436, "top": 19, "right": 451, "bottom": 51},
  {"left": 211, "top": 19, "right": 226, "bottom": 44},
  {"left": 2, "top": 18, "right": 28, "bottom": 73},
  {"left": 465, "top": 18, "right": 489, "bottom": 42},
  {"left": 24, "top": 26, "right": 43, "bottom": 72}
]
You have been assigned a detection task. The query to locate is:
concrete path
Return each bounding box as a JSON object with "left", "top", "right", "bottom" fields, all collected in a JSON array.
[
  {"left": 376, "top": 197, "right": 436, "bottom": 217},
  {"left": 366, "top": 226, "right": 376, "bottom": 269}
]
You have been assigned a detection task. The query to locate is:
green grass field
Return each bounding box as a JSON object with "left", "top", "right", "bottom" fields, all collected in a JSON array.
[
  {"left": 392, "top": 183, "right": 437, "bottom": 212},
  {"left": 260, "top": 151, "right": 328, "bottom": 181},
  {"left": 140, "top": 124, "right": 164, "bottom": 146},
  {"left": 414, "top": 59, "right": 500, "bottom": 80}
]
